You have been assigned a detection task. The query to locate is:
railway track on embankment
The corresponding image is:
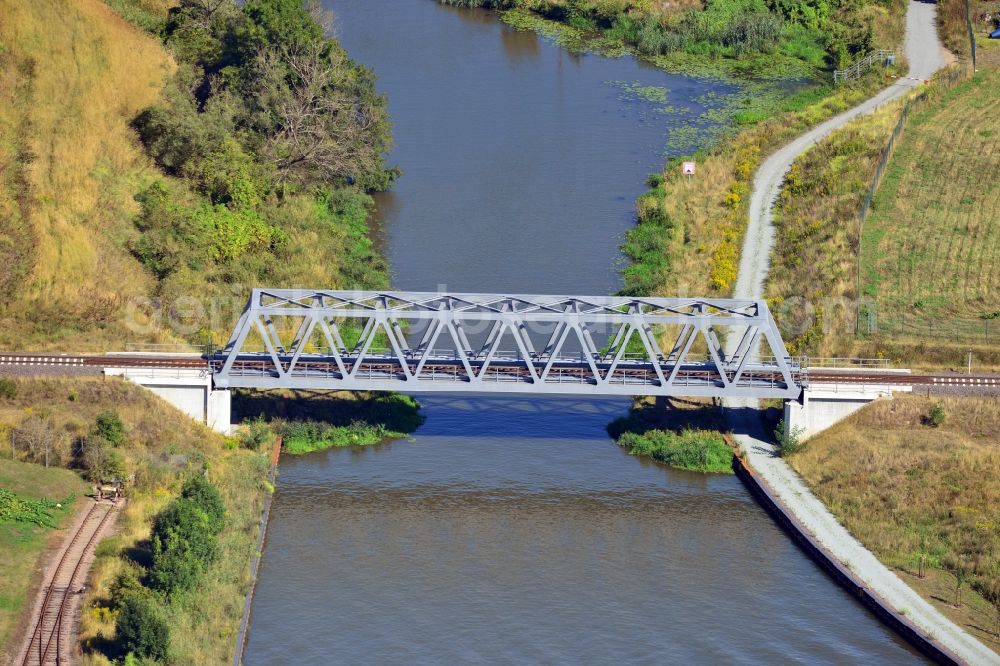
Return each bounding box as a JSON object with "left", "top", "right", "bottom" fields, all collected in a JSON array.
[
  {"left": 1, "top": 353, "right": 999, "bottom": 394},
  {"left": 17, "top": 500, "right": 118, "bottom": 666}
]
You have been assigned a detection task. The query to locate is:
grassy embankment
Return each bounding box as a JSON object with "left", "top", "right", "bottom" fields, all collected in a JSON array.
[
  {"left": 0, "top": 0, "right": 395, "bottom": 351},
  {"left": 0, "top": 459, "right": 90, "bottom": 662},
  {"left": 0, "top": 376, "right": 271, "bottom": 665},
  {"left": 233, "top": 390, "right": 424, "bottom": 455},
  {"left": 0, "top": 0, "right": 173, "bottom": 350},
  {"left": 788, "top": 395, "right": 1000, "bottom": 650},
  {"left": 763, "top": 65, "right": 1000, "bottom": 369}
]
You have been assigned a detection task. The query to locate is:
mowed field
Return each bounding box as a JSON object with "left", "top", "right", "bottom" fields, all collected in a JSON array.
[{"left": 861, "top": 69, "right": 1000, "bottom": 349}]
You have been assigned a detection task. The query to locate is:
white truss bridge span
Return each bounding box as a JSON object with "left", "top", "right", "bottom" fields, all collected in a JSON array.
[{"left": 211, "top": 290, "right": 805, "bottom": 399}]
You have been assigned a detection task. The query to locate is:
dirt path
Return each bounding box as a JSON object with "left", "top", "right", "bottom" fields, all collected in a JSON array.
[{"left": 14, "top": 499, "right": 119, "bottom": 666}]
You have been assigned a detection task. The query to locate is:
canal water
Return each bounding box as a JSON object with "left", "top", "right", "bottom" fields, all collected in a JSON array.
[{"left": 243, "top": 2, "right": 924, "bottom": 663}]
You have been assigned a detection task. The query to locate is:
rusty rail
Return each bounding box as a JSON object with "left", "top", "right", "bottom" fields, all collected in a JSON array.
[{"left": 22, "top": 501, "right": 116, "bottom": 666}]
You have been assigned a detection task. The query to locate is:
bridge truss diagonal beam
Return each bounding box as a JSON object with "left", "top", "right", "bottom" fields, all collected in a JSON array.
[{"left": 211, "top": 290, "right": 804, "bottom": 399}]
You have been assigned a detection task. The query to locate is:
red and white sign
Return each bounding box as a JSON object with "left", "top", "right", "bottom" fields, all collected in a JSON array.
[{"left": 682, "top": 161, "right": 696, "bottom": 176}]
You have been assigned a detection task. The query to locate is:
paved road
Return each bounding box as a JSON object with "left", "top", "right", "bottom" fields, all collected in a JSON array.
[{"left": 728, "top": 3, "right": 999, "bottom": 663}]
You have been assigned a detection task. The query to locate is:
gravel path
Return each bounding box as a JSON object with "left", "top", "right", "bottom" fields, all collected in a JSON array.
[
  {"left": 733, "top": 0, "right": 948, "bottom": 302},
  {"left": 727, "top": 3, "right": 1000, "bottom": 663}
]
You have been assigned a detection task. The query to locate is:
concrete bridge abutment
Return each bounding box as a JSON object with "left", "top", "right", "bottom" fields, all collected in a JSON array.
[
  {"left": 104, "top": 366, "right": 232, "bottom": 434},
  {"left": 784, "top": 375, "right": 912, "bottom": 440}
]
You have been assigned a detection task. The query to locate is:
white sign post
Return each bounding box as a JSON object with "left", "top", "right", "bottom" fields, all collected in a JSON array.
[{"left": 682, "top": 161, "right": 696, "bottom": 179}]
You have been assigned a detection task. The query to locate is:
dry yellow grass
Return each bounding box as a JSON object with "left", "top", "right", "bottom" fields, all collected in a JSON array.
[
  {"left": 0, "top": 0, "right": 175, "bottom": 349},
  {"left": 648, "top": 80, "right": 888, "bottom": 298},
  {"left": 789, "top": 395, "right": 1000, "bottom": 650}
]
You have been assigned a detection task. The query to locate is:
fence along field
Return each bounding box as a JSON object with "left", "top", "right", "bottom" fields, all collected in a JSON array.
[{"left": 860, "top": 68, "right": 1000, "bottom": 348}]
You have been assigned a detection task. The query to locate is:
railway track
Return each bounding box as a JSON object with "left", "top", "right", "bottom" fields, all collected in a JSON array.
[
  {"left": 0, "top": 353, "right": 205, "bottom": 369},
  {"left": 2, "top": 353, "right": 998, "bottom": 392},
  {"left": 19, "top": 501, "right": 117, "bottom": 666}
]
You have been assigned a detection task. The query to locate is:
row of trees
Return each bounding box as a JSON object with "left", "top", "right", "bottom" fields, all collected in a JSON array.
[
  {"left": 113, "top": 475, "right": 227, "bottom": 661},
  {"left": 444, "top": 0, "right": 884, "bottom": 69}
]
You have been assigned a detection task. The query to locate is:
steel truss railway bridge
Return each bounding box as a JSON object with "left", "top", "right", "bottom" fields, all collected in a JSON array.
[
  {"left": 211, "top": 290, "right": 804, "bottom": 400},
  {"left": 5, "top": 290, "right": 998, "bottom": 435}
]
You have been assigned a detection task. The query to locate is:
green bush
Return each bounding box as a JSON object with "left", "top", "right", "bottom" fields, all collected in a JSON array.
[
  {"left": 239, "top": 417, "right": 274, "bottom": 451},
  {"left": 0, "top": 378, "right": 16, "bottom": 399},
  {"left": 149, "top": 533, "right": 210, "bottom": 594},
  {"left": 94, "top": 410, "right": 126, "bottom": 446},
  {"left": 774, "top": 418, "right": 805, "bottom": 456},
  {"left": 927, "top": 403, "right": 946, "bottom": 427},
  {"left": 618, "top": 429, "right": 734, "bottom": 473},
  {"left": 108, "top": 566, "right": 147, "bottom": 610},
  {"left": 180, "top": 475, "right": 226, "bottom": 534},
  {"left": 279, "top": 420, "right": 393, "bottom": 455},
  {"left": 116, "top": 594, "right": 170, "bottom": 661},
  {"left": 149, "top": 493, "right": 221, "bottom": 594},
  {"left": 81, "top": 436, "right": 127, "bottom": 482}
]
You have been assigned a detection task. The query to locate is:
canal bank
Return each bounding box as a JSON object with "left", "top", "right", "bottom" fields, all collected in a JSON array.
[
  {"left": 723, "top": 0, "right": 998, "bottom": 660},
  {"left": 232, "top": 437, "right": 282, "bottom": 666},
  {"left": 241, "top": 1, "right": 931, "bottom": 663},
  {"left": 733, "top": 449, "right": 965, "bottom": 664},
  {"left": 728, "top": 401, "right": 999, "bottom": 665}
]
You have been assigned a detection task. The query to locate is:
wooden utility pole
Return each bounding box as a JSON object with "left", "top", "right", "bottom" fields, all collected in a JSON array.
[{"left": 965, "top": 0, "right": 977, "bottom": 71}]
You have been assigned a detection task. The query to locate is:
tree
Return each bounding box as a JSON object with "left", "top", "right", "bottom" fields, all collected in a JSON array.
[
  {"left": 251, "top": 39, "right": 392, "bottom": 187},
  {"left": 80, "top": 436, "right": 127, "bottom": 482},
  {"left": 180, "top": 475, "right": 226, "bottom": 533},
  {"left": 13, "top": 415, "right": 62, "bottom": 467},
  {"left": 109, "top": 566, "right": 147, "bottom": 610},
  {"left": 116, "top": 594, "right": 170, "bottom": 661},
  {"left": 944, "top": 555, "right": 969, "bottom": 607},
  {"left": 240, "top": 0, "right": 326, "bottom": 55},
  {"left": 94, "top": 410, "right": 126, "bottom": 446},
  {"left": 149, "top": 528, "right": 211, "bottom": 594},
  {"left": 149, "top": 497, "right": 219, "bottom": 593}
]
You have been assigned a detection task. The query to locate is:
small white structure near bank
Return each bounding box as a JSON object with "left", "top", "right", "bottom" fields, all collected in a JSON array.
[{"left": 104, "top": 361, "right": 231, "bottom": 434}]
